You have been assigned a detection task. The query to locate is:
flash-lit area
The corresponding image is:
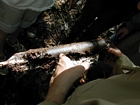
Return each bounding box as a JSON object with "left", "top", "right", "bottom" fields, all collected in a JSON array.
[{"left": 1, "top": 0, "right": 138, "bottom": 105}]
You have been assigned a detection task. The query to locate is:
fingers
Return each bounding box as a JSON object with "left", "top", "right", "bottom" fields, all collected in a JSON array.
[
  {"left": 59, "top": 53, "right": 65, "bottom": 58},
  {"left": 50, "top": 53, "right": 74, "bottom": 84},
  {"left": 108, "top": 48, "right": 122, "bottom": 57},
  {"left": 118, "top": 33, "right": 126, "bottom": 39},
  {"left": 58, "top": 53, "right": 90, "bottom": 71},
  {"left": 116, "top": 27, "right": 129, "bottom": 40},
  {"left": 116, "top": 30, "right": 124, "bottom": 40},
  {"left": 57, "top": 53, "right": 74, "bottom": 71},
  {"left": 58, "top": 53, "right": 72, "bottom": 64},
  {"left": 80, "top": 61, "right": 90, "bottom": 71}
]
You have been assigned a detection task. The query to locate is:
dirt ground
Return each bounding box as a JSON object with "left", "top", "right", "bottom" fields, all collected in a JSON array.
[
  {"left": 0, "top": 0, "right": 117, "bottom": 105},
  {"left": 0, "top": 1, "right": 87, "bottom": 105}
]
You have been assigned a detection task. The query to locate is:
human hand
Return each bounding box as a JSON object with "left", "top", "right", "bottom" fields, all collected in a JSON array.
[
  {"left": 46, "top": 53, "right": 90, "bottom": 104},
  {"left": 80, "top": 61, "right": 90, "bottom": 71},
  {"left": 50, "top": 53, "right": 74, "bottom": 84},
  {"left": 50, "top": 53, "right": 90, "bottom": 84},
  {"left": 103, "top": 48, "right": 123, "bottom": 67},
  {"left": 67, "top": 0, "right": 77, "bottom": 9},
  {"left": 108, "top": 48, "right": 122, "bottom": 58},
  {"left": 116, "top": 27, "right": 129, "bottom": 40}
]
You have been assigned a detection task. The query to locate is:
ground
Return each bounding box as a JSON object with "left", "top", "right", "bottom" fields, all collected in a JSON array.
[{"left": 0, "top": 0, "right": 117, "bottom": 105}]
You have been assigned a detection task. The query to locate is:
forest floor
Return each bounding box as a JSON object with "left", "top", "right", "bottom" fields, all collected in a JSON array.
[{"left": 0, "top": 0, "right": 117, "bottom": 105}]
